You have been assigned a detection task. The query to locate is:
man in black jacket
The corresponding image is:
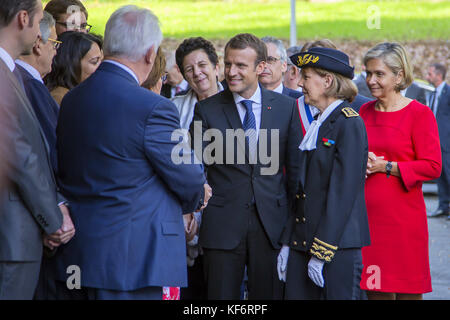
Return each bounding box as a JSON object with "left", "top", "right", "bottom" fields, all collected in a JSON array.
[{"left": 190, "top": 33, "right": 302, "bottom": 299}]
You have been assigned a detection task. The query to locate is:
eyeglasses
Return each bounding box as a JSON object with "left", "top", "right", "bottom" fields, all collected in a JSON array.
[
  {"left": 56, "top": 21, "right": 92, "bottom": 33},
  {"left": 267, "top": 56, "right": 281, "bottom": 65},
  {"left": 47, "top": 38, "right": 62, "bottom": 50}
]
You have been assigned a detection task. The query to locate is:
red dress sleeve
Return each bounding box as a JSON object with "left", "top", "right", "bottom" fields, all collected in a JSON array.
[{"left": 397, "top": 103, "right": 442, "bottom": 191}]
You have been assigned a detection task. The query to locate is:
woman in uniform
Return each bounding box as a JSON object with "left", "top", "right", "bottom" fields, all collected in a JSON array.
[{"left": 278, "top": 47, "right": 371, "bottom": 299}]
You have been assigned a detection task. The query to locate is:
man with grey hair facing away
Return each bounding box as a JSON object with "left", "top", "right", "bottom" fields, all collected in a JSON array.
[
  {"left": 259, "top": 36, "right": 302, "bottom": 99},
  {"left": 53, "top": 5, "right": 209, "bottom": 300}
]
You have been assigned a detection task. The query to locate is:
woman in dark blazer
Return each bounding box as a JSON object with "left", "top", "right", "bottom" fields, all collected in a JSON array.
[{"left": 278, "top": 47, "right": 371, "bottom": 300}]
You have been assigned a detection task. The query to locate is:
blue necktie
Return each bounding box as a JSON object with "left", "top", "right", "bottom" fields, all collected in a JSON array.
[{"left": 241, "top": 100, "right": 257, "bottom": 162}]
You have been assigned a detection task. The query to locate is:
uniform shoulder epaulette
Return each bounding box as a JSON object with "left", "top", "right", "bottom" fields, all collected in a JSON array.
[{"left": 341, "top": 107, "right": 359, "bottom": 118}]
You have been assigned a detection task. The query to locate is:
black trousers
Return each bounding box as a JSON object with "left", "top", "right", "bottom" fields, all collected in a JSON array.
[
  {"left": 0, "top": 261, "right": 41, "bottom": 300},
  {"left": 285, "top": 248, "right": 366, "bottom": 300},
  {"left": 202, "top": 205, "right": 283, "bottom": 300},
  {"left": 437, "top": 151, "right": 450, "bottom": 210}
]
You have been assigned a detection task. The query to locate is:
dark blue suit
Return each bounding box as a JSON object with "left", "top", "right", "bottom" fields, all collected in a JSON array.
[
  {"left": 350, "top": 94, "right": 372, "bottom": 112},
  {"left": 434, "top": 83, "right": 450, "bottom": 211},
  {"left": 16, "top": 64, "right": 59, "bottom": 173},
  {"left": 282, "top": 85, "right": 303, "bottom": 99},
  {"left": 54, "top": 62, "right": 206, "bottom": 294}
]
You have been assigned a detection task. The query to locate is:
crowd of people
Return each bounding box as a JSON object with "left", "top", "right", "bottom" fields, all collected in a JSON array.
[{"left": 0, "top": 0, "right": 448, "bottom": 301}]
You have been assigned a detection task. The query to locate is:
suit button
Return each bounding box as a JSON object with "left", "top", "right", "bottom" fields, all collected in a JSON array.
[
  {"left": 292, "top": 241, "right": 298, "bottom": 246},
  {"left": 302, "top": 241, "right": 307, "bottom": 247},
  {"left": 295, "top": 194, "right": 300, "bottom": 199},
  {"left": 295, "top": 217, "right": 300, "bottom": 223},
  {"left": 302, "top": 217, "right": 306, "bottom": 223},
  {"left": 302, "top": 193, "right": 306, "bottom": 199}
]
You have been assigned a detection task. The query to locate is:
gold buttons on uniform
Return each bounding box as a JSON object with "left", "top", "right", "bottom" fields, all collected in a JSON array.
[
  {"left": 295, "top": 194, "right": 300, "bottom": 199},
  {"left": 295, "top": 217, "right": 300, "bottom": 223},
  {"left": 302, "top": 193, "right": 306, "bottom": 199},
  {"left": 302, "top": 241, "right": 307, "bottom": 247},
  {"left": 292, "top": 241, "right": 298, "bottom": 246},
  {"left": 302, "top": 217, "right": 306, "bottom": 223}
]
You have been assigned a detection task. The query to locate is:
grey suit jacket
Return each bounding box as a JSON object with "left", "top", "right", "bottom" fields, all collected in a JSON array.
[
  {"left": 353, "top": 74, "right": 373, "bottom": 99},
  {"left": 0, "top": 59, "right": 62, "bottom": 261},
  {"left": 405, "top": 82, "right": 427, "bottom": 105}
]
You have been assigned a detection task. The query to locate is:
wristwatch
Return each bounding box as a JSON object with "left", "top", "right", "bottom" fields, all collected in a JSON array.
[{"left": 386, "top": 161, "right": 393, "bottom": 178}]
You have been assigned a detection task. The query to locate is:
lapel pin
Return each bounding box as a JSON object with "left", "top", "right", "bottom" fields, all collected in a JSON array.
[
  {"left": 267, "top": 106, "right": 272, "bottom": 110},
  {"left": 322, "top": 138, "right": 335, "bottom": 147}
]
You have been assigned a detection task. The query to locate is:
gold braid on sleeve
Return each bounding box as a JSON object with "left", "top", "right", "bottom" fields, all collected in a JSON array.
[{"left": 309, "top": 237, "right": 338, "bottom": 263}]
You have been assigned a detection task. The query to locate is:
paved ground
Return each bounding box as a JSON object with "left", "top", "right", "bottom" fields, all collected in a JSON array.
[{"left": 422, "top": 183, "right": 449, "bottom": 300}]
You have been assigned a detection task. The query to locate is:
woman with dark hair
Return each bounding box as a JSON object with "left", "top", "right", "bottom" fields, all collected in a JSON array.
[
  {"left": 172, "top": 37, "right": 223, "bottom": 129},
  {"left": 45, "top": 31, "right": 103, "bottom": 105}
]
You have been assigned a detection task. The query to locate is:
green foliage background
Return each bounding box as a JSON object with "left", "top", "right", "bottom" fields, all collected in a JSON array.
[{"left": 46, "top": 0, "right": 450, "bottom": 40}]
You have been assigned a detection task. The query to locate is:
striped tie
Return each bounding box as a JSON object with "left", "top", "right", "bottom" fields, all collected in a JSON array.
[{"left": 241, "top": 100, "right": 257, "bottom": 163}]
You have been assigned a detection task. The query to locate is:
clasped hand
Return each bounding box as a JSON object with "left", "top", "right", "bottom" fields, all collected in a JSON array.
[
  {"left": 43, "top": 204, "right": 75, "bottom": 250},
  {"left": 366, "top": 151, "right": 386, "bottom": 177}
]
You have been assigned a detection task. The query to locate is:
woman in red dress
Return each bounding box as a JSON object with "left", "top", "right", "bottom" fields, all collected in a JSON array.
[{"left": 359, "top": 42, "right": 442, "bottom": 300}]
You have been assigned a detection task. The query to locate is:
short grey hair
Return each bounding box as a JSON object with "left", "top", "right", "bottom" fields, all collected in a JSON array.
[
  {"left": 286, "top": 45, "right": 303, "bottom": 66},
  {"left": 103, "top": 5, "right": 163, "bottom": 62},
  {"left": 261, "top": 36, "right": 287, "bottom": 64},
  {"left": 40, "top": 11, "right": 55, "bottom": 43}
]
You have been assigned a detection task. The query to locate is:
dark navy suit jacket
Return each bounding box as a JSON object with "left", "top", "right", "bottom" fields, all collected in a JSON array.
[
  {"left": 436, "top": 83, "right": 450, "bottom": 152},
  {"left": 54, "top": 62, "right": 206, "bottom": 290},
  {"left": 282, "top": 85, "right": 303, "bottom": 99},
  {"left": 16, "top": 63, "right": 59, "bottom": 173},
  {"left": 281, "top": 101, "right": 370, "bottom": 260},
  {"left": 350, "top": 94, "right": 372, "bottom": 112}
]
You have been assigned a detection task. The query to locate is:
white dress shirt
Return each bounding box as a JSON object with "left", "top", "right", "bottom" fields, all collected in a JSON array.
[
  {"left": 232, "top": 85, "right": 262, "bottom": 139},
  {"left": 273, "top": 82, "right": 284, "bottom": 94},
  {"left": 0, "top": 46, "right": 15, "bottom": 72}
]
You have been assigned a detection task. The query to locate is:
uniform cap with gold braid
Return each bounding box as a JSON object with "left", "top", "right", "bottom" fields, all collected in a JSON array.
[{"left": 290, "top": 47, "right": 355, "bottom": 79}]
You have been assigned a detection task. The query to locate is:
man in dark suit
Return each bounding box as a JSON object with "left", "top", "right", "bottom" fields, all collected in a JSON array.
[
  {"left": 0, "top": 0, "right": 72, "bottom": 300},
  {"left": 16, "top": 11, "right": 60, "bottom": 174},
  {"left": 190, "top": 33, "right": 302, "bottom": 299},
  {"left": 260, "top": 36, "right": 302, "bottom": 99},
  {"left": 53, "top": 5, "right": 207, "bottom": 300},
  {"left": 426, "top": 63, "right": 450, "bottom": 219}
]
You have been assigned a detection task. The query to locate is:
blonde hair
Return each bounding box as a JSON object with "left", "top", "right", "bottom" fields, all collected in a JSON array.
[
  {"left": 311, "top": 67, "right": 358, "bottom": 102},
  {"left": 363, "top": 42, "right": 413, "bottom": 91}
]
